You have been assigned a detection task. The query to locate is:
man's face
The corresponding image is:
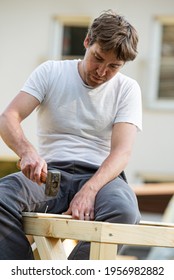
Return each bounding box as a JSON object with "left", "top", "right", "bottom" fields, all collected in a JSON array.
[{"left": 78, "top": 36, "right": 125, "bottom": 88}]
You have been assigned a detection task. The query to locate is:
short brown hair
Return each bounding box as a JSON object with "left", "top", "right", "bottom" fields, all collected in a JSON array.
[{"left": 87, "top": 10, "right": 138, "bottom": 62}]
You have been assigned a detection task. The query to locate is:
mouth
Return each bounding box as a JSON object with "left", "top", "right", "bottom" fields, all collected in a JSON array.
[
  {"left": 84, "top": 73, "right": 106, "bottom": 87},
  {"left": 91, "top": 74, "right": 105, "bottom": 84}
]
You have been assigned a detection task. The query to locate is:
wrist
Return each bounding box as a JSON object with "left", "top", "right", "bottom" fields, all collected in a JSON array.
[
  {"left": 83, "top": 183, "right": 98, "bottom": 194},
  {"left": 19, "top": 143, "right": 37, "bottom": 159}
]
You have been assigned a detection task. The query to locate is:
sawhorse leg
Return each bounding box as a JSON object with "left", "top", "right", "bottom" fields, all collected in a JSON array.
[
  {"left": 90, "top": 242, "right": 117, "bottom": 260},
  {"left": 34, "top": 236, "right": 67, "bottom": 260}
]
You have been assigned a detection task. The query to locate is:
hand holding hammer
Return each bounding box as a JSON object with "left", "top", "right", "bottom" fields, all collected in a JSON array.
[{"left": 17, "top": 159, "right": 61, "bottom": 196}]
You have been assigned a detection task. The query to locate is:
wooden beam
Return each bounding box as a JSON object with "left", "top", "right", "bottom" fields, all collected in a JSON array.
[
  {"left": 33, "top": 236, "right": 67, "bottom": 260},
  {"left": 100, "top": 222, "right": 174, "bottom": 247},
  {"left": 90, "top": 242, "right": 117, "bottom": 260},
  {"left": 132, "top": 183, "right": 174, "bottom": 196},
  {"left": 23, "top": 213, "right": 102, "bottom": 242},
  {"left": 22, "top": 213, "right": 174, "bottom": 248}
]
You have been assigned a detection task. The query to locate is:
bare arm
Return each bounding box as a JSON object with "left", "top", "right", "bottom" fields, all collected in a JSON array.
[
  {"left": 86, "top": 122, "right": 137, "bottom": 187},
  {"left": 0, "top": 91, "right": 47, "bottom": 184},
  {"left": 64, "top": 122, "right": 137, "bottom": 220}
]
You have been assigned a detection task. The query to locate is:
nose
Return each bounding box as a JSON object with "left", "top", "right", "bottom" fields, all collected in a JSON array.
[{"left": 96, "top": 65, "right": 107, "bottom": 77}]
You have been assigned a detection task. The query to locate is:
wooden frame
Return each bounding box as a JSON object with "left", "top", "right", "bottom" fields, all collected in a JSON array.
[{"left": 23, "top": 212, "right": 174, "bottom": 260}]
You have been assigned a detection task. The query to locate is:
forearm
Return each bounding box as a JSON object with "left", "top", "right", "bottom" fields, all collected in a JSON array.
[
  {"left": 84, "top": 122, "right": 137, "bottom": 193},
  {"left": 0, "top": 112, "right": 47, "bottom": 184},
  {"left": 83, "top": 150, "right": 130, "bottom": 193},
  {"left": 0, "top": 92, "right": 47, "bottom": 184},
  {"left": 0, "top": 112, "right": 36, "bottom": 158},
  {"left": 64, "top": 150, "right": 130, "bottom": 220}
]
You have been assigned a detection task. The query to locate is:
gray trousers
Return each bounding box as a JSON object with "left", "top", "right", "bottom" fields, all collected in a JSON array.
[{"left": 0, "top": 161, "right": 140, "bottom": 260}]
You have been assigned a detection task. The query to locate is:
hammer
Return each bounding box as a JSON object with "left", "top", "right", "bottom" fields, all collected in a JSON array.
[{"left": 17, "top": 160, "right": 61, "bottom": 196}]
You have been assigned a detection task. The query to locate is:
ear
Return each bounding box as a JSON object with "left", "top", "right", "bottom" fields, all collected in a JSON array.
[{"left": 83, "top": 35, "right": 90, "bottom": 49}]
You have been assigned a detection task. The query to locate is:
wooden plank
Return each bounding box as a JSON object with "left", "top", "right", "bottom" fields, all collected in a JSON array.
[
  {"left": 140, "top": 220, "right": 174, "bottom": 227},
  {"left": 100, "top": 222, "right": 174, "bottom": 247},
  {"left": 23, "top": 215, "right": 102, "bottom": 242},
  {"left": 23, "top": 212, "right": 72, "bottom": 219},
  {"left": 34, "top": 236, "right": 67, "bottom": 260},
  {"left": 132, "top": 183, "right": 174, "bottom": 196},
  {"left": 135, "top": 172, "right": 174, "bottom": 182},
  {"left": 22, "top": 214, "right": 174, "bottom": 248},
  {"left": 90, "top": 242, "right": 117, "bottom": 260},
  {"left": 63, "top": 239, "right": 77, "bottom": 256}
]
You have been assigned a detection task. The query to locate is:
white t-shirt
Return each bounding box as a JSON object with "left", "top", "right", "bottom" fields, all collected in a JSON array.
[{"left": 22, "top": 60, "right": 142, "bottom": 166}]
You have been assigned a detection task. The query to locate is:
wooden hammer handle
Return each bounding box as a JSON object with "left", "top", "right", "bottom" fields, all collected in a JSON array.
[{"left": 17, "top": 159, "right": 47, "bottom": 183}]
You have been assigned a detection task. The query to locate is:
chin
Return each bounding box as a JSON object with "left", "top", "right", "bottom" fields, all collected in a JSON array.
[
  {"left": 87, "top": 77, "right": 104, "bottom": 87},
  {"left": 88, "top": 81, "right": 101, "bottom": 87}
]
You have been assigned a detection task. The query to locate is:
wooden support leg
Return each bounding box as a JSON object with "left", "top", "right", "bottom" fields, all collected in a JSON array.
[
  {"left": 34, "top": 236, "right": 67, "bottom": 260},
  {"left": 90, "top": 242, "right": 117, "bottom": 260}
]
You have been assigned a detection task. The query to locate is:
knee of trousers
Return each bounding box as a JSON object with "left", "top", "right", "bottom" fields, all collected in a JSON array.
[
  {"left": 115, "top": 203, "right": 141, "bottom": 224},
  {"left": 94, "top": 179, "right": 141, "bottom": 224},
  {"left": 95, "top": 201, "right": 141, "bottom": 224}
]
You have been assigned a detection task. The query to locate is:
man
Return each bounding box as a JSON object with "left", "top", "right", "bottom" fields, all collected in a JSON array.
[{"left": 0, "top": 10, "right": 142, "bottom": 259}]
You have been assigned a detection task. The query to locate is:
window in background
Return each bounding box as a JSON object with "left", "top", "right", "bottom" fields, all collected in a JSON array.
[
  {"left": 159, "top": 24, "right": 174, "bottom": 100},
  {"left": 62, "top": 25, "right": 87, "bottom": 58},
  {"left": 51, "top": 15, "right": 91, "bottom": 60},
  {"left": 148, "top": 16, "right": 174, "bottom": 110}
]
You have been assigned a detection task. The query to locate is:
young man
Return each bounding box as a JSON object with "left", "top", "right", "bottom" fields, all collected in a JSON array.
[{"left": 0, "top": 10, "right": 142, "bottom": 259}]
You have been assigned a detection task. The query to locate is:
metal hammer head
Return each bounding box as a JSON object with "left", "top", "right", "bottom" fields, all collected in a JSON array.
[
  {"left": 44, "top": 170, "right": 61, "bottom": 197},
  {"left": 17, "top": 159, "right": 61, "bottom": 197}
]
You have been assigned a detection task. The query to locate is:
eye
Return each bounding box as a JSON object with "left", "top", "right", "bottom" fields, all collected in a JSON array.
[
  {"left": 110, "top": 64, "right": 121, "bottom": 69},
  {"left": 94, "top": 54, "right": 103, "bottom": 61}
]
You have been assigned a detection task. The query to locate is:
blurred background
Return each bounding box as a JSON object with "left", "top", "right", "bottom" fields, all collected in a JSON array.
[
  {"left": 0, "top": 0, "right": 174, "bottom": 260},
  {"left": 0, "top": 0, "right": 174, "bottom": 183}
]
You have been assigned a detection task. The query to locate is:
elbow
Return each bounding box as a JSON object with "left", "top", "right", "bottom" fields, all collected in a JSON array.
[
  {"left": 0, "top": 112, "right": 13, "bottom": 135},
  {"left": 0, "top": 113, "right": 6, "bottom": 134},
  {"left": 0, "top": 111, "right": 9, "bottom": 122},
  {"left": 123, "top": 149, "right": 132, "bottom": 166},
  {"left": 113, "top": 149, "right": 132, "bottom": 169}
]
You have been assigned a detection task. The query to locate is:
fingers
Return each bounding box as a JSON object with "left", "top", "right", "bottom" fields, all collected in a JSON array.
[
  {"left": 78, "top": 211, "right": 94, "bottom": 221},
  {"left": 63, "top": 208, "right": 72, "bottom": 216},
  {"left": 88, "top": 210, "right": 94, "bottom": 221},
  {"left": 64, "top": 207, "right": 80, "bottom": 220},
  {"left": 63, "top": 189, "right": 95, "bottom": 221},
  {"left": 20, "top": 157, "right": 47, "bottom": 185},
  {"left": 34, "top": 163, "right": 47, "bottom": 185},
  {"left": 84, "top": 213, "right": 90, "bottom": 221},
  {"left": 64, "top": 207, "right": 94, "bottom": 221}
]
